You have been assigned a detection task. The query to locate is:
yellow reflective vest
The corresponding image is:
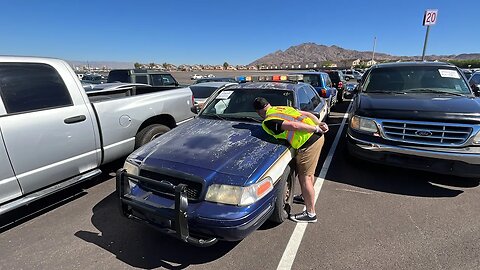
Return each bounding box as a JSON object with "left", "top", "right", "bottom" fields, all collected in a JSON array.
[{"left": 261, "top": 106, "right": 316, "bottom": 149}]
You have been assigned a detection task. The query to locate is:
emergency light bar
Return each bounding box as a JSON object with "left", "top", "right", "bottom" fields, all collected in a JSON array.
[{"left": 236, "top": 74, "right": 303, "bottom": 83}]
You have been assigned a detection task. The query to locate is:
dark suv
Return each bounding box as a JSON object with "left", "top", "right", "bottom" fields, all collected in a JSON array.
[
  {"left": 347, "top": 62, "right": 480, "bottom": 177},
  {"left": 325, "top": 70, "right": 347, "bottom": 102}
]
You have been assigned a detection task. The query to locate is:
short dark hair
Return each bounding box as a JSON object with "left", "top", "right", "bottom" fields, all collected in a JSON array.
[{"left": 253, "top": 97, "right": 269, "bottom": 110}]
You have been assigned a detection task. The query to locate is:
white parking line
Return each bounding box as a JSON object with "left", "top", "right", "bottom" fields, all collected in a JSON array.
[{"left": 277, "top": 102, "right": 352, "bottom": 270}]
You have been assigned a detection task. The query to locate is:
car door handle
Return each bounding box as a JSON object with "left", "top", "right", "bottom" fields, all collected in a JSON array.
[{"left": 64, "top": 115, "right": 86, "bottom": 124}]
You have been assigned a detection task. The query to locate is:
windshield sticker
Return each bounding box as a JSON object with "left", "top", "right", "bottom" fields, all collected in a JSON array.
[
  {"left": 438, "top": 69, "right": 460, "bottom": 79},
  {"left": 216, "top": 90, "right": 233, "bottom": 99}
]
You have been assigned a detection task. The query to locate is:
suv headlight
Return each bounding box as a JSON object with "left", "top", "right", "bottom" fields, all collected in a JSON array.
[
  {"left": 474, "top": 131, "right": 480, "bottom": 144},
  {"left": 205, "top": 177, "right": 273, "bottom": 206},
  {"left": 350, "top": 115, "right": 379, "bottom": 134}
]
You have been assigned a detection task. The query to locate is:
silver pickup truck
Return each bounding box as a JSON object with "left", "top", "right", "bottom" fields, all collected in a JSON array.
[{"left": 0, "top": 56, "right": 194, "bottom": 214}]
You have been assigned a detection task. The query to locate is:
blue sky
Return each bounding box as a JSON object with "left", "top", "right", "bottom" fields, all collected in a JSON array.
[{"left": 0, "top": 0, "right": 476, "bottom": 65}]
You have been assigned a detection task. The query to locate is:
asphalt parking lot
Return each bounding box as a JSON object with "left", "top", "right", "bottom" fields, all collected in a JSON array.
[{"left": 1, "top": 98, "right": 479, "bottom": 269}]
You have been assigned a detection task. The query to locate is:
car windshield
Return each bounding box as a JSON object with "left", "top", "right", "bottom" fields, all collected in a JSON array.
[
  {"left": 200, "top": 88, "right": 294, "bottom": 121},
  {"left": 364, "top": 66, "right": 471, "bottom": 95},
  {"left": 190, "top": 85, "right": 219, "bottom": 98}
]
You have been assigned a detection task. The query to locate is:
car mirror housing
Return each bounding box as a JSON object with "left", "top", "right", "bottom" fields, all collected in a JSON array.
[{"left": 190, "top": 105, "right": 200, "bottom": 114}]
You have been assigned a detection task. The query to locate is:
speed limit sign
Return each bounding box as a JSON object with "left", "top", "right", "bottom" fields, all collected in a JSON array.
[{"left": 423, "top": 10, "right": 438, "bottom": 26}]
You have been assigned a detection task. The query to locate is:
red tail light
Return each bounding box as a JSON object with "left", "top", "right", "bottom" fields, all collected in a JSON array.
[
  {"left": 321, "top": 88, "right": 327, "bottom": 97},
  {"left": 338, "top": 81, "right": 343, "bottom": 88}
]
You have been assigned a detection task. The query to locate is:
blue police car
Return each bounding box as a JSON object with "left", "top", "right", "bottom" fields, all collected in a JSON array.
[{"left": 116, "top": 75, "right": 328, "bottom": 246}]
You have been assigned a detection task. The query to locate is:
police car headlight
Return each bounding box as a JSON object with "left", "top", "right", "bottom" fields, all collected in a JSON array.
[
  {"left": 350, "top": 115, "right": 379, "bottom": 134},
  {"left": 205, "top": 177, "right": 273, "bottom": 206},
  {"left": 123, "top": 160, "right": 140, "bottom": 189}
]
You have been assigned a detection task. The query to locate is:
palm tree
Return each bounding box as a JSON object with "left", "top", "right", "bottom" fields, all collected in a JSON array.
[{"left": 223, "top": 62, "right": 229, "bottom": 70}]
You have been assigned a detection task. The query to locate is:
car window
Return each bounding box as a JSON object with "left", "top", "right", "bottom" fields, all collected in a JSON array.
[
  {"left": 135, "top": 75, "right": 148, "bottom": 84},
  {"left": 202, "top": 89, "right": 293, "bottom": 119},
  {"left": 324, "top": 74, "right": 333, "bottom": 87},
  {"left": 365, "top": 66, "right": 470, "bottom": 94},
  {"left": 302, "top": 74, "right": 320, "bottom": 87},
  {"left": 0, "top": 63, "right": 73, "bottom": 114},
  {"left": 161, "top": 74, "right": 176, "bottom": 86},
  {"left": 305, "top": 85, "right": 320, "bottom": 108},
  {"left": 298, "top": 87, "right": 312, "bottom": 111},
  {"left": 107, "top": 70, "right": 129, "bottom": 83},
  {"left": 190, "top": 85, "right": 218, "bottom": 98},
  {"left": 471, "top": 74, "right": 480, "bottom": 84}
]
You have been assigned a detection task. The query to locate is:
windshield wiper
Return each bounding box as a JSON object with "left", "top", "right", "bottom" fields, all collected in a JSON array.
[
  {"left": 404, "top": 88, "right": 466, "bottom": 96},
  {"left": 200, "top": 113, "right": 228, "bottom": 121},
  {"left": 227, "top": 116, "right": 263, "bottom": 123},
  {"left": 365, "top": 90, "right": 407, "bottom": 94}
]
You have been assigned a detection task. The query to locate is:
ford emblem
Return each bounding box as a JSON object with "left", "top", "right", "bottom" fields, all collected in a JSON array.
[{"left": 415, "top": 130, "right": 432, "bottom": 137}]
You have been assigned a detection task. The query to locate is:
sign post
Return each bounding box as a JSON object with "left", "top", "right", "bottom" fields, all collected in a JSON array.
[{"left": 421, "top": 9, "right": 438, "bottom": 61}]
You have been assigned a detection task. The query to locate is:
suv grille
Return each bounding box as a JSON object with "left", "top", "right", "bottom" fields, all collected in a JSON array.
[
  {"left": 139, "top": 170, "right": 203, "bottom": 200},
  {"left": 381, "top": 121, "right": 473, "bottom": 146}
]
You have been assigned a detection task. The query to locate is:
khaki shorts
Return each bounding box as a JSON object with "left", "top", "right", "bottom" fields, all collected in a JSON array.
[{"left": 296, "top": 135, "right": 325, "bottom": 176}]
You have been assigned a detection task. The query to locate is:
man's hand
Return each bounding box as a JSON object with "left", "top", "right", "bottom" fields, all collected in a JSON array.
[{"left": 318, "top": 122, "right": 329, "bottom": 133}]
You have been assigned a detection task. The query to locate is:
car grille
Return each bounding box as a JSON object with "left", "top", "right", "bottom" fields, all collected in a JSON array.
[
  {"left": 381, "top": 121, "right": 473, "bottom": 146},
  {"left": 139, "top": 170, "right": 203, "bottom": 201}
]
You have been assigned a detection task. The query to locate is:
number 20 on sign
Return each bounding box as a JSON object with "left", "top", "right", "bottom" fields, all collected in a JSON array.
[{"left": 423, "top": 10, "right": 438, "bottom": 26}]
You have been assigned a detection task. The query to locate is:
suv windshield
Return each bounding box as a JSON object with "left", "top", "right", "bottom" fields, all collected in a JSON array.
[
  {"left": 201, "top": 88, "right": 294, "bottom": 121},
  {"left": 190, "top": 85, "right": 219, "bottom": 98},
  {"left": 364, "top": 66, "right": 471, "bottom": 95}
]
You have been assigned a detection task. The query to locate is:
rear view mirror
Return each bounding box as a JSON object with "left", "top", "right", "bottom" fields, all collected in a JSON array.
[{"left": 190, "top": 105, "right": 200, "bottom": 114}]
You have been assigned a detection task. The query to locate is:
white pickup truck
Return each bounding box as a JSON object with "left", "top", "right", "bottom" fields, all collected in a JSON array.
[{"left": 0, "top": 56, "right": 194, "bottom": 214}]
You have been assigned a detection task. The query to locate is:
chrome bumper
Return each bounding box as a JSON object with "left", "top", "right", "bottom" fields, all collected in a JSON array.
[{"left": 348, "top": 133, "right": 480, "bottom": 165}]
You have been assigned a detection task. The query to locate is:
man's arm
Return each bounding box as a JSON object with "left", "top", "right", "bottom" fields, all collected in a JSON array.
[
  {"left": 299, "top": 110, "right": 329, "bottom": 133},
  {"left": 281, "top": 120, "right": 319, "bottom": 133},
  {"left": 299, "top": 110, "right": 321, "bottom": 125}
]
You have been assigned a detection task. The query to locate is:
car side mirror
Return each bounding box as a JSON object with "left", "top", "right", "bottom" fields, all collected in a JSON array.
[{"left": 190, "top": 105, "right": 200, "bottom": 114}]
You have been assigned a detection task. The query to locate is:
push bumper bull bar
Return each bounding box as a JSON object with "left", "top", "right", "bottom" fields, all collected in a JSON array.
[{"left": 116, "top": 169, "right": 218, "bottom": 247}]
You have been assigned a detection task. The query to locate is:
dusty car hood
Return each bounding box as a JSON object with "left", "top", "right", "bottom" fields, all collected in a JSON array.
[
  {"left": 130, "top": 118, "right": 288, "bottom": 185},
  {"left": 356, "top": 93, "right": 480, "bottom": 124}
]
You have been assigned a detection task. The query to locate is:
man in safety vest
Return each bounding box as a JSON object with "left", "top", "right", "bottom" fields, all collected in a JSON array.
[{"left": 253, "top": 97, "right": 328, "bottom": 223}]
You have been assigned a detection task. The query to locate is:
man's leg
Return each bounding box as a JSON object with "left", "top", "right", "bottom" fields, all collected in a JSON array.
[{"left": 298, "top": 173, "right": 315, "bottom": 213}]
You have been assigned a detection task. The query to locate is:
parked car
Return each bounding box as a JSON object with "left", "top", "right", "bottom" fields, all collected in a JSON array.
[
  {"left": 116, "top": 76, "right": 328, "bottom": 246},
  {"left": 343, "top": 83, "right": 357, "bottom": 99},
  {"left": 108, "top": 69, "right": 181, "bottom": 89},
  {"left": 189, "top": 82, "right": 237, "bottom": 107},
  {"left": 191, "top": 74, "right": 203, "bottom": 80},
  {"left": 194, "top": 77, "right": 237, "bottom": 84},
  {"left": 290, "top": 72, "right": 337, "bottom": 113},
  {"left": 325, "top": 70, "right": 347, "bottom": 102},
  {"left": 82, "top": 74, "right": 106, "bottom": 84},
  {"left": 0, "top": 56, "right": 195, "bottom": 215},
  {"left": 347, "top": 62, "right": 480, "bottom": 177},
  {"left": 468, "top": 71, "right": 480, "bottom": 91},
  {"left": 343, "top": 69, "right": 363, "bottom": 81}
]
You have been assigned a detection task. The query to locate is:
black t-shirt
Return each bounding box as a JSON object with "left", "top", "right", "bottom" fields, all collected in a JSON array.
[{"left": 264, "top": 119, "right": 321, "bottom": 149}]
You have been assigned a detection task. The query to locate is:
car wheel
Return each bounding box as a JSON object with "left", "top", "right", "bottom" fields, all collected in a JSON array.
[
  {"left": 268, "top": 165, "right": 295, "bottom": 224},
  {"left": 345, "top": 77, "right": 350, "bottom": 81},
  {"left": 135, "top": 124, "right": 171, "bottom": 148}
]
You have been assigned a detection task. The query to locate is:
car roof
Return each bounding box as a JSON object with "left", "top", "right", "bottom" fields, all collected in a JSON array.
[
  {"left": 228, "top": 81, "right": 306, "bottom": 91},
  {"left": 372, "top": 61, "right": 455, "bottom": 69},
  {"left": 190, "top": 82, "right": 237, "bottom": 87},
  {"left": 290, "top": 71, "right": 327, "bottom": 75}
]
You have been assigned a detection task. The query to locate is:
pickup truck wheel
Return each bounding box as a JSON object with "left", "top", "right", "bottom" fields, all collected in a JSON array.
[
  {"left": 135, "top": 124, "right": 171, "bottom": 148},
  {"left": 268, "top": 165, "right": 295, "bottom": 224}
]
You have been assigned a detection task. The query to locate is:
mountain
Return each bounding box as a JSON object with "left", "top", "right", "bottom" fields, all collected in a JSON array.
[{"left": 249, "top": 43, "right": 480, "bottom": 65}]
